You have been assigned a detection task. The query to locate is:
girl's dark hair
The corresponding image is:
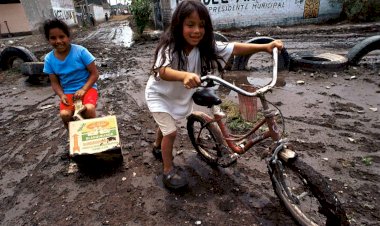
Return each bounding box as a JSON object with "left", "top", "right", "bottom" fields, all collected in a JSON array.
[
  {"left": 151, "top": 0, "right": 225, "bottom": 76},
  {"left": 42, "top": 18, "right": 70, "bottom": 40}
]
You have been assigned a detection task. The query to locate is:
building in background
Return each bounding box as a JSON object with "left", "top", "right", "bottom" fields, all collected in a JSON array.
[
  {"left": 0, "top": 0, "right": 77, "bottom": 37},
  {"left": 155, "top": 0, "right": 343, "bottom": 30}
]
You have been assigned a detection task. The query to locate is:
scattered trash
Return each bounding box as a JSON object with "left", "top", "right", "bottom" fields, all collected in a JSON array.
[
  {"left": 39, "top": 104, "right": 54, "bottom": 110},
  {"left": 122, "top": 177, "right": 127, "bottom": 181},
  {"left": 325, "top": 86, "right": 331, "bottom": 89},
  {"left": 296, "top": 80, "right": 305, "bottom": 85},
  {"left": 195, "top": 220, "right": 202, "bottom": 225},
  {"left": 350, "top": 76, "right": 357, "bottom": 80},
  {"left": 369, "top": 107, "right": 377, "bottom": 112},
  {"left": 322, "top": 157, "right": 329, "bottom": 161},
  {"left": 67, "top": 162, "right": 78, "bottom": 174},
  {"left": 348, "top": 137, "right": 355, "bottom": 142},
  {"left": 133, "top": 172, "right": 136, "bottom": 177}
]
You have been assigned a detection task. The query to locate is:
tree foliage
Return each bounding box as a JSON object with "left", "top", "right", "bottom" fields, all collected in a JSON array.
[
  {"left": 130, "top": 0, "right": 152, "bottom": 34},
  {"left": 329, "top": 0, "right": 380, "bottom": 22}
]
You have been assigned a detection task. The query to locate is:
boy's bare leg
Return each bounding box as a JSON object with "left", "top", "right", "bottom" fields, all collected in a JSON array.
[
  {"left": 83, "top": 104, "right": 96, "bottom": 119},
  {"left": 60, "top": 110, "right": 74, "bottom": 129}
]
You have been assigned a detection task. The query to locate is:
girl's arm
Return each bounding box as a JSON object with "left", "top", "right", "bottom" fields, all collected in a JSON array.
[
  {"left": 49, "top": 74, "right": 69, "bottom": 105},
  {"left": 232, "top": 40, "right": 284, "bottom": 56},
  {"left": 74, "top": 61, "right": 99, "bottom": 100},
  {"left": 158, "top": 67, "right": 201, "bottom": 89}
]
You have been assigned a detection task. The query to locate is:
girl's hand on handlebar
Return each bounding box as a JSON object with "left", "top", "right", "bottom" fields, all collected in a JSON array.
[
  {"left": 183, "top": 72, "right": 201, "bottom": 89},
  {"left": 267, "top": 40, "right": 284, "bottom": 53}
]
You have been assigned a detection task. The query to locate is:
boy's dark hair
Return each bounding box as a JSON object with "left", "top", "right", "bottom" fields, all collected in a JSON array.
[
  {"left": 42, "top": 18, "right": 70, "bottom": 40},
  {"left": 151, "top": 0, "right": 225, "bottom": 76}
]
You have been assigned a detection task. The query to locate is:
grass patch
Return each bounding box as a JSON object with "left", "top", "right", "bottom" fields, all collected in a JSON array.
[{"left": 361, "top": 156, "right": 373, "bottom": 166}]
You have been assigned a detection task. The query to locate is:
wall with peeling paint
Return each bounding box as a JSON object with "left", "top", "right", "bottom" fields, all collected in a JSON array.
[
  {"left": 157, "top": 0, "right": 342, "bottom": 29},
  {"left": 0, "top": 3, "right": 30, "bottom": 36}
]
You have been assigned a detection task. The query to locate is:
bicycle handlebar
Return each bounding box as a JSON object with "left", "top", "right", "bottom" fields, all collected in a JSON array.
[{"left": 201, "top": 48, "right": 278, "bottom": 97}]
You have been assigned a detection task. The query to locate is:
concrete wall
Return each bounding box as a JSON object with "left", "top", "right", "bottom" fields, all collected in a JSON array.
[
  {"left": 89, "top": 4, "right": 106, "bottom": 22},
  {"left": 0, "top": 3, "right": 30, "bottom": 36},
  {"left": 20, "top": 0, "right": 53, "bottom": 32},
  {"left": 159, "top": 0, "right": 343, "bottom": 29},
  {"left": 50, "top": 0, "right": 77, "bottom": 25}
]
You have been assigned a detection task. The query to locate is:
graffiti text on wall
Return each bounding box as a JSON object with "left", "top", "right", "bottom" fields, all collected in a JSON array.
[
  {"left": 177, "top": 0, "right": 286, "bottom": 13},
  {"left": 53, "top": 9, "right": 74, "bottom": 20}
]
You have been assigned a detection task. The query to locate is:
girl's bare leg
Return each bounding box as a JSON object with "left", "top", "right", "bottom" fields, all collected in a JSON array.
[
  {"left": 161, "top": 131, "right": 176, "bottom": 174},
  {"left": 154, "top": 128, "right": 163, "bottom": 148}
]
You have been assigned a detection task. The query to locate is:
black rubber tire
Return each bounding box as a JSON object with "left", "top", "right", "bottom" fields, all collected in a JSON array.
[
  {"left": 347, "top": 35, "right": 380, "bottom": 66},
  {"left": 214, "top": 31, "right": 234, "bottom": 70},
  {"left": 269, "top": 157, "right": 349, "bottom": 226},
  {"left": 187, "top": 114, "right": 225, "bottom": 166},
  {"left": 0, "top": 46, "right": 38, "bottom": 70},
  {"left": 289, "top": 52, "right": 348, "bottom": 72},
  {"left": 213, "top": 31, "right": 229, "bottom": 42},
  {"left": 232, "top": 36, "right": 290, "bottom": 71}
]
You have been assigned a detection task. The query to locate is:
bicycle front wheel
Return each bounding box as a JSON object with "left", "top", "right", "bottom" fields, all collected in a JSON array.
[
  {"left": 269, "top": 157, "right": 349, "bottom": 226},
  {"left": 187, "top": 113, "right": 225, "bottom": 166}
]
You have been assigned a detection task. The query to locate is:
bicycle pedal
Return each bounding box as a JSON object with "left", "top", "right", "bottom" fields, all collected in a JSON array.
[{"left": 218, "top": 153, "right": 239, "bottom": 168}]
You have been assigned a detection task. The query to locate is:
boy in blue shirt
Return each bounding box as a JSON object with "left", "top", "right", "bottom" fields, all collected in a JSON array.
[{"left": 43, "top": 18, "right": 99, "bottom": 129}]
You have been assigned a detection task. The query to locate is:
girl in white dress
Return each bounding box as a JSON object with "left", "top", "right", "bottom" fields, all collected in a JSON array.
[{"left": 145, "top": 0, "right": 283, "bottom": 190}]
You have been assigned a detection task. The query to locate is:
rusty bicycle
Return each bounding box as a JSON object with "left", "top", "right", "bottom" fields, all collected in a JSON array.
[{"left": 186, "top": 48, "right": 349, "bottom": 226}]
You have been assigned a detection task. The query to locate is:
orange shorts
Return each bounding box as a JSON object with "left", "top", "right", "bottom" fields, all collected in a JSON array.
[{"left": 60, "top": 88, "right": 98, "bottom": 111}]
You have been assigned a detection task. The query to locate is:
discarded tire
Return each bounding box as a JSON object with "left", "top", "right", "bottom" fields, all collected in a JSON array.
[
  {"left": 214, "top": 31, "right": 234, "bottom": 70},
  {"left": 20, "top": 62, "right": 44, "bottom": 76},
  {"left": 0, "top": 46, "right": 38, "bottom": 70},
  {"left": 213, "top": 31, "right": 229, "bottom": 42},
  {"left": 347, "top": 35, "right": 380, "bottom": 65},
  {"left": 232, "top": 36, "right": 290, "bottom": 71},
  {"left": 289, "top": 52, "right": 348, "bottom": 72}
]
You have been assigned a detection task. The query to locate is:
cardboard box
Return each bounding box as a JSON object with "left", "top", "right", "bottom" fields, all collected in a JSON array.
[{"left": 69, "top": 115, "right": 121, "bottom": 157}]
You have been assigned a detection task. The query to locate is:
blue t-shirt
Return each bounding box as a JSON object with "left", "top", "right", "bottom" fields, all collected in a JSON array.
[{"left": 43, "top": 44, "right": 96, "bottom": 94}]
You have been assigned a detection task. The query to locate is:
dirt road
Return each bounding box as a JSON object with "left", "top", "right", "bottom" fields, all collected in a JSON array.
[{"left": 0, "top": 19, "right": 379, "bottom": 225}]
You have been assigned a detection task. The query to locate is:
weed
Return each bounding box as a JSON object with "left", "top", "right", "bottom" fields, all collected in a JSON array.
[{"left": 361, "top": 156, "right": 373, "bottom": 166}]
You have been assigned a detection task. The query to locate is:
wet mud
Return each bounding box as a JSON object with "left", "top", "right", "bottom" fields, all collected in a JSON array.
[{"left": 0, "top": 19, "right": 379, "bottom": 225}]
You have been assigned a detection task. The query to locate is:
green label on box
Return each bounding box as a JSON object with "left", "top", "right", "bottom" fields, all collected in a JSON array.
[{"left": 82, "top": 129, "right": 117, "bottom": 141}]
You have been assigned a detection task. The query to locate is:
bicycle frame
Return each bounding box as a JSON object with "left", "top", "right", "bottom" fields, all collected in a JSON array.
[{"left": 197, "top": 48, "right": 282, "bottom": 155}]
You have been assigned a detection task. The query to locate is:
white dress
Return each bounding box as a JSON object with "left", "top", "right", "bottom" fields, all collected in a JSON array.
[{"left": 145, "top": 41, "right": 234, "bottom": 120}]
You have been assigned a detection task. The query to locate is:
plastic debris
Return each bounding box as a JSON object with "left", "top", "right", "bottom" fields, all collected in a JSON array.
[{"left": 39, "top": 104, "right": 54, "bottom": 110}]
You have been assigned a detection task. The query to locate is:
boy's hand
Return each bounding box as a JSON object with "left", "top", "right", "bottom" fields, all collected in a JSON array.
[
  {"left": 74, "top": 89, "right": 86, "bottom": 100},
  {"left": 183, "top": 73, "right": 201, "bottom": 89},
  {"left": 268, "top": 40, "right": 284, "bottom": 53},
  {"left": 61, "top": 95, "right": 69, "bottom": 105}
]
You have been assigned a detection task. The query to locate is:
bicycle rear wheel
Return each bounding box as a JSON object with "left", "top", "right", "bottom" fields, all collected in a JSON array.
[
  {"left": 269, "top": 157, "right": 349, "bottom": 226},
  {"left": 187, "top": 113, "right": 225, "bottom": 166}
]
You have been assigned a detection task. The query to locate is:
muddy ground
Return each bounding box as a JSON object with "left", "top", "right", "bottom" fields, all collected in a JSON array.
[{"left": 0, "top": 17, "right": 379, "bottom": 226}]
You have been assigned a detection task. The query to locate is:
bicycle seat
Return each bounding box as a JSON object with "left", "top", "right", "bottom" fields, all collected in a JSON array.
[{"left": 192, "top": 87, "right": 222, "bottom": 107}]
